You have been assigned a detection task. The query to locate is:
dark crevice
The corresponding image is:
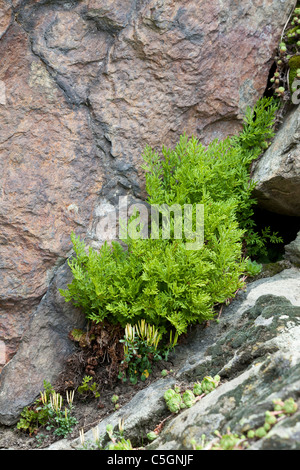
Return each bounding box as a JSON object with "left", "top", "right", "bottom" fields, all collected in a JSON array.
[
  {"left": 252, "top": 206, "right": 300, "bottom": 263},
  {"left": 263, "top": 61, "right": 277, "bottom": 99}
]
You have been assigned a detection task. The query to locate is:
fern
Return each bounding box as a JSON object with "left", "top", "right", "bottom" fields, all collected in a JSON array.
[{"left": 60, "top": 97, "right": 281, "bottom": 335}]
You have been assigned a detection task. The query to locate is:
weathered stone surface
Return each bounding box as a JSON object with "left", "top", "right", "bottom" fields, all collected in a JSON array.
[
  {"left": 45, "top": 267, "right": 300, "bottom": 450},
  {"left": 148, "top": 294, "right": 300, "bottom": 450},
  {"left": 0, "top": 21, "right": 103, "bottom": 364},
  {"left": 285, "top": 231, "right": 300, "bottom": 266},
  {"left": 90, "top": 0, "right": 294, "bottom": 167},
  {"left": 0, "top": 0, "right": 295, "bottom": 374},
  {"left": 0, "top": 261, "right": 85, "bottom": 426},
  {"left": 0, "top": 0, "right": 12, "bottom": 39},
  {"left": 252, "top": 105, "right": 300, "bottom": 216}
]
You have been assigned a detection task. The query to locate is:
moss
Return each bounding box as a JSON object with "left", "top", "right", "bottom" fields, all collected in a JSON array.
[
  {"left": 289, "top": 55, "right": 300, "bottom": 90},
  {"left": 252, "top": 260, "right": 292, "bottom": 281}
]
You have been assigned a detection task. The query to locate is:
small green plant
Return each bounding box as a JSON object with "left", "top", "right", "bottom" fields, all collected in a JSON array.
[
  {"left": 111, "top": 394, "right": 119, "bottom": 404},
  {"left": 17, "top": 383, "right": 78, "bottom": 439},
  {"left": 191, "top": 397, "right": 298, "bottom": 450},
  {"left": 78, "top": 376, "right": 100, "bottom": 399},
  {"left": 245, "top": 258, "right": 263, "bottom": 277},
  {"left": 147, "top": 431, "right": 158, "bottom": 442},
  {"left": 79, "top": 419, "right": 133, "bottom": 450},
  {"left": 197, "top": 375, "right": 221, "bottom": 395},
  {"left": 118, "top": 321, "right": 174, "bottom": 384},
  {"left": 111, "top": 395, "right": 120, "bottom": 410},
  {"left": 191, "top": 435, "right": 207, "bottom": 450},
  {"left": 16, "top": 380, "right": 55, "bottom": 435},
  {"left": 106, "top": 422, "right": 133, "bottom": 450},
  {"left": 164, "top": 390, "right": 183, "bottom": 413},
  {"left": 272, "top": 397, "right": 298, "bottom": 414},
  {"left": 164, "top": 376, "right": 221, "bottom": 414},
  {"left": 39, "top": 389, "right": 77, "bottom": 438},
  {"left": 213, "top": 429, "right": 246, "bottom": 450},
  {"left": 182, "top": 390, "right": 196, "bottom": 408}
]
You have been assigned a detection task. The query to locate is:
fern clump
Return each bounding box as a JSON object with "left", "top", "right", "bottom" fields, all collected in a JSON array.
[
  {"left": 142, "top": 96, "right": 281, "bottom": 258},
  {"left": 60, "top": 97, "right": 280, "bottom": 336},
  {"left": 60, "top": 209, "right": 245, "bottom": 335}
]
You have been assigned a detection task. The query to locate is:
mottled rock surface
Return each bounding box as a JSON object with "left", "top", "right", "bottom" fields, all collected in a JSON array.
[
  {"left": 252, "top": 105, "right": 300, "bottom": 216},
  {"left": 0, "top": 262, "right": 85, "bottom": 426},
  {"left": 43, "top": 267, "right": 300, "bottom": 450},
  {"left": 285, "top": 231, "right": 300, "bottom": 265},
  {"left": 0, "top": 0, "right": 295, "bottom": 365},
  {"left": 0, "top": 21, "right": 103, "bottom": 364}
]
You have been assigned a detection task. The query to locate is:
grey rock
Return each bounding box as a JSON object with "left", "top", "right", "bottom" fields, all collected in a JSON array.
[
  {"left": 0, "top": 261, "right": 85, "bottom": 426},
  {"left": 48, "top": 377, "right": 176, "bottom": 450},
  {"left": 0, "top": 0, "right": 295, "bottom": 361},
  {"left": 252, "top": 105, "right": 300, "bottom": 216},
  {"left": 285, "top": 231, "right": 300, "bottom": 265},
  {"left": 148, "top": 293, "right": 300, "bottom": 450},
  {"left": 46, "top": 268, "right": 300, "bottom": 450}
]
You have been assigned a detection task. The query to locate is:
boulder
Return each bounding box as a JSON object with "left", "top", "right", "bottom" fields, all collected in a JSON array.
[
  {"left": 0, "top": 21, "right": 103, "bottom": 366},
  {"left": 0, "top": 0, "right": 295, "bottom": 362},
  {"left": 45, "top": 267, "right": 300, "bottom": 450},
  {"left": 252, "top": 105, "right": 300, "bottom": 216},
  {"left": 148, "top": 290, "right": 300, "bottom": 450},
  {"left": 0, "top": 0, "right": 12, "bottom": 40},
  {"left": 0, "top": 262, "right": 85, "bottom": 426}
]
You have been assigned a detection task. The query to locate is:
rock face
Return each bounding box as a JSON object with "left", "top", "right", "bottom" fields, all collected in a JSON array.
[
  {"left": 285, "top": 231, "right": 300, "bottom": 265},
  {"left": 252, "top": 105, "right": 300, "bottom": 216},
  {"left": 0, "top": 0, "right": 295, "bottom": 366},
  {"left": 0, "top": 262, "right": 85, "bottom": 426},
  {"left": 43, "top": 267, "right": 300, "bottom": 450},
  {"left": 148, "top": 282, "right": 300, "bottom": 450}
]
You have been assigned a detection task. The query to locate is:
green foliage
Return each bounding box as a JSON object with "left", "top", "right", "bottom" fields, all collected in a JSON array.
[
  {"left": 17, "top": 407, "right": 43, "bottom": 436},
  {"left": 197, "top": 375, "right": 220, "bottom": 395},
  {"left": 214, "top": 431, "right": 244, "bottom": 450},
  {"left": 46, "top": 408, "right": 78, "bottom": 438},
  {"left": 193, "top": 382, "right": 203, "bottom": 396},
  {"left": 78, "top": 376, "right": 100, "bottom": 399},
  {"left": 245, "top": 258, "right": 263, "bottom": 277},
  {"left": 16, "top": 380, "right": 55, "bottom": 435},
  {"left": 142, "top": 96, "right": 281, "bottom": 259},
  {"left": 182, "top": 390, "right": 196, "bottom": 408},
  {"left": 147, "top": 431, "right": 158, "bottom": 442},
  {"left": 111, "top": 394, "right": 119, "bottom": 404},
  {"left": 60, "top": 97, "right": 280, "bottom": 337},
  {"left": 273, "top": 397, "right": 298, "bottom": 414},
  {"left": 118, "top": 322, "right": 166, "bottom": 384},
  {"left": 165, "top": 392, "right": 183, "bottom": 414},
  {"left": 106, "top": 423, "right": 133, "bottom": 450}
]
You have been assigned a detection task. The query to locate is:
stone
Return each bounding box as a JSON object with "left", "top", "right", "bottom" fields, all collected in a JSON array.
[
  {"left": 147, "top": 271, "right": 300, "bottom": 450},
  {"left": 0, "top": 262, "right": 86, "bottom": 426},
  {"left": 285, "top": 231, "right": 300, "bottom": 266},
  {"left": 252, "top": 105, "right": 300, "bottom": 216},
  {"left": 44, "top": 267, "right": 300, "bottom": 450},
  {"left": 0, "top": 0, "right": 12, "bottom": 40},
  {"left": 0, "top": 22, "right": 103, "bottom": 365}
]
